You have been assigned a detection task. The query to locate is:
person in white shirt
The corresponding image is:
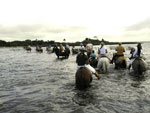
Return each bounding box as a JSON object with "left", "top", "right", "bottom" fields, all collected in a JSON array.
[
  {"left": 98, "top": 42, "right": 111, "bottom": 61},
  {"left": 65, "top": 44, "right": 70, "bottom": 49},
  {"left": 98, "top": 42, "right": 108, "bottom": 57}
]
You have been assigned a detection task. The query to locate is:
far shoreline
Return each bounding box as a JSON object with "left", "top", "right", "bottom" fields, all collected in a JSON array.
[
  {"left": 0, "top": 38, "right": 149, "bottom": 47},
  {"left": 0, "top": 42, "right": 143, "bottom": 48}
]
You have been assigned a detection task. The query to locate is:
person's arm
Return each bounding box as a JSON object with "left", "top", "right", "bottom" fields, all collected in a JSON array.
[
  {"left": 115, "top": 46, "right": 118, "bottom": 51},
  {"left": 141, "top": 50, "right": 143, "bottom": 55},
  {"left": 123, "top": 47, "right": 125, "bottom": 52},
  {"left": 98, "top": 48, "right": 100, "bottom": 54},
  {"left": 76, "top": 55, "right": 79, "bottom": 63},
  {"left": 141, "top": 50, "right": 146, "bottom": 60},
  {"left": 133, "top": 49, "right": 137, "bottom": 57},
  {"left": 129, "top": 54, "right": 133, "bottom": 60}
]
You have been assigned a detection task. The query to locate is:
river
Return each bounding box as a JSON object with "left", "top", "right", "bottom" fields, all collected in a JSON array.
[{"left": 0, "top": 43, "right": 150, "bottom": 113}]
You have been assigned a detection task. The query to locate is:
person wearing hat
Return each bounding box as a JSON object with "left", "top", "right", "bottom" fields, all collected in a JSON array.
[
  {"left": 110, "top": 42, "right": 125, "bottom": 64},
  {"left": 76, "top": 47, "right": 101, "bottom": 79}
]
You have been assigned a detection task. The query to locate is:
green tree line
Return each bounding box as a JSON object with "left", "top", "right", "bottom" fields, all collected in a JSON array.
[{"left": 0, "top": 38, "right": 137, "bottom": 47}]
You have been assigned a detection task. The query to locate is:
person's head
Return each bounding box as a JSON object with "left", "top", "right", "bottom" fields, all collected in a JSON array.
[
  {"left": 130, "top": 47, "right": 135, "bottom": 54},
  {"left": 118, "top": 42, "right": 122, "bottom": 45},
  {"left": 137, "top": 43, "right": 142, "bottom": 49},
  {"left": 54, "top": 44, "right": 57, "bottom": 47},
  {"left": 137, "top": 43, "right": 142, "bottom": 56},
  {"left": 100, "top": 42, "right": 105, "bottom": 46},
  {"left": 80, "top": 43, "right": 83, "bottom": 46},
  {"left": 79, "top": 46, "right": 86, "bottom": 53}
]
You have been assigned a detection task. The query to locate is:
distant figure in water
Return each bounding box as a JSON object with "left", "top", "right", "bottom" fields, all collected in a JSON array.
[
  {"left": 26, "top": 45, "right": 32, "bottom": 52},
  {"left": 46, "top": 45, "right": 52, "bottom": 53},
  {"left": 36, "top": 45, "right": 43, "bottom": 52},
  {"left": 40, "top": 45, "right": 42, "bottom": 49},
  {"left": 36, "top": 45, "right": 40, "bottom": 50},
  {"left": 65, "top": 44, "right": 70, "bottom": 49},
  {"left": 28, "top": 45, "right": 31, "bottom": 48},
  {"left": 47, "top": 45, "right": 51, "bottom": 49}
]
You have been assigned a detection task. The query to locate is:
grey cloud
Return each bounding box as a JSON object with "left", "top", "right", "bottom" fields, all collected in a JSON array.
[
  {"left": 0, "top": 24, "right": 87, "bottom": 41},
  {"left": 125, "top": 18, "right": 150, "bottom": 31},
  {"left": 45, "top": 25, "right": 87, "bottom": 33},
  {"left": 121, "top": 18, "right": 150, "bottom": 41}
]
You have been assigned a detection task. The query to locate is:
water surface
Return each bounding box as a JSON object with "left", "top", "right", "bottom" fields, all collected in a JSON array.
[{"left": 0, "top": 43, "right": 150, "bottom": 113}]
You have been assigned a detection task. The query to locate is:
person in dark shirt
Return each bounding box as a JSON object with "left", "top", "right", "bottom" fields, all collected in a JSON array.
[
  {"left": 76, "top": 51, "right": 88, "bottom": 66},
  {"left": 76, "top": 47, "right": 101, "bottom": 79}
]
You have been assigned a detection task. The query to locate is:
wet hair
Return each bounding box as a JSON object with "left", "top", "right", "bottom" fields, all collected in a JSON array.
[
  {"left": 130, "top": 48, "right": 135, "bottom": 54},
  {"left": 100, "top": 42, "right": 104, "bottom": 49},
  {"left": 137, "top": 43, "right": 142, "bottom": 57}
]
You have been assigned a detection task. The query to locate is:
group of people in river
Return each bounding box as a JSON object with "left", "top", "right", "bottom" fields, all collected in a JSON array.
[
  {"left": 25, "top": 44, "right": 71, "bottom": 54},
  {"left": 75, "top": 42, "right": 147, "bottom": 89},
  {"left": 24, "top": 42, "right": 147, "bottom": 90},
  {"left": 77, "top": 42, "right": 146, "bottom": 69},
  {"left": 25, "top": 45, "right": 43, "bottom": 52}
]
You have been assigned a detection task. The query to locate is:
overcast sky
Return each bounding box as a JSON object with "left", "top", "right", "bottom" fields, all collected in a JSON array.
[{"left": 0, "top": 0, "right": 150, "bottom": 42}]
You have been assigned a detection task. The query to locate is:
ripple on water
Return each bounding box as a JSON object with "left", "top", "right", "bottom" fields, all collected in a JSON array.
[{"left": 0, "top": 45, "right": 150, "bottom": 113}]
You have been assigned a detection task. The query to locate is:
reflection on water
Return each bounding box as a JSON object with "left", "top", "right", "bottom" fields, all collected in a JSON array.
[{"left": 0, "top": 43, "right": 150, "bottom": 113}]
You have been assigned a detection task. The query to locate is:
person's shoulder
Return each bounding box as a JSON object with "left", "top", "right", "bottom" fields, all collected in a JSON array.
[{"left": 104, "top": 46, "right": 107, "bottom": 49}]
